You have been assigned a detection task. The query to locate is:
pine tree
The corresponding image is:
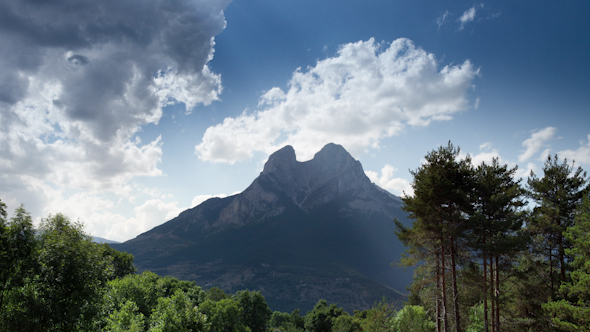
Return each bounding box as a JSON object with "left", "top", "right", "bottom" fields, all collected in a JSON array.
[
  {"left": 527, "top": 155, "right": 589, "bottom": 298},
  {"left": 467, "top": 159, "right": 526, "bottom": 331},
  {"left": 544, "top": 195, "right": 590, "bottom": 331},
  {"left": 397, "top": 142, "right": 472, "bottom": 332}
]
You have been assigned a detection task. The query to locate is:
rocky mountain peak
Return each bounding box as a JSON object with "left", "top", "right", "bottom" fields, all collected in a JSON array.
[
  {"left": 262, "top": 145, "right": 297, "bottom": 174},
  {"left": 313, "top": 143, "right": 354, "bottom": 164},
  {"left": 169, "top": 143, "right": 401, "bottom": 230},
  {"left": 310, "top": 143, "right": 362, "bottom": 181}
]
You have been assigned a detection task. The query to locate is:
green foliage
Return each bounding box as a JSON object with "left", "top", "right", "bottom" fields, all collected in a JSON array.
[
  {"left": 353, "top": 298, "right": 395, "bottom": 332},
  {"left": 268, "top": 309, "right": 305, "bottom": 332},
  {"left": 105, "top": 300, "right": 146, "bottom": 332},
  {"left": 398, "top": 142, "right": 473, "bottom": 331},
  {"left": 544, "top": 195, "right": 590, "bottom": 331},
  {"left": 102, "top": 243, "right": 137, "bottom": 279},
  {"left": 527, "top": 155, "right": 589, "bottom": 296},
  {"left": 207, "top": 286, "right": 229, "bottom": 301},
  {"left": 331, "top": 313, "right": 360, "bottom": 332},
  {"left": 235, "top": 289, "right": 272, "bottom": 332},
  {"left": 0, "top": 204, "right": 38, "bottom": 326},
  {"left": 159, "top": 276, "right": 207, "bottom": 305},
  {"left": 390, "top": 305, "right": 435, "bottom": 332},
  {"left": 102, "top": 272, "right": 208, "bottom": 332},
  {"left": 304, "top": 300, "right": 346, "bottom": 332},
  {"left": 0, "top": 204, "right": 217, "bottom": 332},
  {"left": 465, "top": 303, "right": 484, "bottom": 332},
  {"left": 0, "top": 210, "right": 118, "bottom": 331},
  {"left": 149, "top": 290, "right": 210, "bottom": 332},
  {"left": 200, "top": 298, "right": 251, "bottom": 332},
  {"left": 0, "top": 199, "right": 5, "bottom": 220},
  {"left": 269, "top": 311, "right": 293, "bottom": 329},
  {"left": 105, "top": 271, "right": 167, "bottom": 325},
  {"left": 502, "top": 249, "right": 554, "bottom": 331},
  {"left": 34, "top": 213, "right": 114, "bottom": 331},
  {"left": 290, "top": 309, "right": 305, "bottom": 331}
]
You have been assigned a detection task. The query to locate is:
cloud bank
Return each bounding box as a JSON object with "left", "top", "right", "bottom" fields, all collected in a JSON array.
[
  {"left": 196, "top": 38, "right": 479, "bottom": 163},
  {"left": 0, "top": 0, "right": 230, "bottom": 237}
]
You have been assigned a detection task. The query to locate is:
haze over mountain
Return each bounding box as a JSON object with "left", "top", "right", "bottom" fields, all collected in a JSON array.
[{"left": 114, "top": 143, "right": 413, "bottom": 312}]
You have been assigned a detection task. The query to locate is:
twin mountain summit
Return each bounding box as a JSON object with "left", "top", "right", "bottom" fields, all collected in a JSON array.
[{"left": 114, "top": 143, "right": 414, "bottom": 313}]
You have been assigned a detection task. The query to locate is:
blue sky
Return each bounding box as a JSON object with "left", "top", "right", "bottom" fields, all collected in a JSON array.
[{"left": 1, "top": 0, "right": 589, "bottom": 242}]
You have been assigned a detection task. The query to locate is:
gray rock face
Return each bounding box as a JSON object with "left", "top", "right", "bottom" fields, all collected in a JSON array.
[{"left": 212, "top": 143, "right": 401, "bottom": 228}]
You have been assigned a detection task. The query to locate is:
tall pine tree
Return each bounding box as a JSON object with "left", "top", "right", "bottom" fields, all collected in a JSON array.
[
  {"left": 527, "top": 155, "right": 589, "bottom": 298},
  {"left": 544, "top": 194, "right": 590, "bottom": 331},
  {"left": 467, "top": 158, "right": 527, "bottom": 331},
  {"left": 397, "top": 142, "right": 472, "bottom": 332}
]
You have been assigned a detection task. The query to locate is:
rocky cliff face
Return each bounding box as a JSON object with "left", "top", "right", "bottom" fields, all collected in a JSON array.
[{"left": 209, "top": 143, "right": 401, "bottom": 229}]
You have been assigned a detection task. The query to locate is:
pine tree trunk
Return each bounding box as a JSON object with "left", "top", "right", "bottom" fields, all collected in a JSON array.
[
  {"left": 559, "top": 237, "right": 566, "bottom": 286},
  {"left": 437, "top": 251, "right": 442, "bottom": 332},
  {"left": 441, "top": 238, "right": 449, "bottom": 332},
  {"left": 549, "top": 246, "right": 554, "bottom": 298},
  {"left": 490, "top": 253, "right": 495, "bottom": 332},
  {"left": 495, "top": 255, "right": 500, "bottom": 331},
  {"left": 450, "top": 235, "right": 461, "bottom": 332},
  {"left": 483, "top": 238, "right": 488, "bottom": 332}
]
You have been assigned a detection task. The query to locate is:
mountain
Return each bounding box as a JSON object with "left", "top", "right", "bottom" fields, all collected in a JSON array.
[{"left": 113, "top": 143, "right": 413, "bottom": 313}]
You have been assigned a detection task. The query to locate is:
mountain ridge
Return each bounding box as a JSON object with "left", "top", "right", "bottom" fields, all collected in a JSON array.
[{"left": 114, "top": 143, "right": 413, "bottom": 312}]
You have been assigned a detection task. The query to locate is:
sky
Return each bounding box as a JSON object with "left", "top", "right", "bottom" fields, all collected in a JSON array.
[{"left": 1, "top": 0, "right": 589, "bottom": 242}]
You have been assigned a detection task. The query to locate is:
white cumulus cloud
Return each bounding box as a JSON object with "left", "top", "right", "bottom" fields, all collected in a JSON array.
[
  {"left": 559, "top": 134, "right": 590, "bottom": 165},
  {"left": 365, "top": 164, "right": 413, "bottom": 197},
  {"left": 518, "top": 127, "right": 556, "bottom": 162},
  {"left": 468, "top": 142, "right": 504, "bottom": 166},
  {"left": 196, "top": 38, "right": 479, "bottom": 163}
]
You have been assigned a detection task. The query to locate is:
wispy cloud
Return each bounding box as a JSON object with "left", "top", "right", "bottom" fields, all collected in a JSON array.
[
  {"left": 195, "top": 38, "right": 479, "bottom": 164},
  {"left": 458, "top": 6, "right": 477, "bottom": 30},
  {"left": 437, "top": 10, "right": 451, "bottom": 28},
  {"left": 442, "top": 4, "right": 500, "bottom": 31},
  {"left": 518, "top": 127, "right": 556, "bottom": 162}
]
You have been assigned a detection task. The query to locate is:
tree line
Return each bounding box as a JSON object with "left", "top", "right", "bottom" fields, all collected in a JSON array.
[
  {"left": 396, "top": 142, "right": 590, "bottom": 332},
  {"left": 0, "top": 200, "right": 437, "bottom": 332}
]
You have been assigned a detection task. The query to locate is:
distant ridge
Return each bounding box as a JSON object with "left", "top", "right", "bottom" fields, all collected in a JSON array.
[
  {"left": 92, "top": 236, "right": 120, "bottom": 244},
  {"left": 114, "top": 143, "right": 413, "bottom": 313}
]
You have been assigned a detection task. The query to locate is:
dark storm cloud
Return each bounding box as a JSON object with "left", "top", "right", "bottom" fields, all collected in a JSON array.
[
  {"left": 67, "top": 55, "right": 89, "bottom": 66},
  {"left": 0, "top": 0, "right": 229, "bottom": 141}
]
